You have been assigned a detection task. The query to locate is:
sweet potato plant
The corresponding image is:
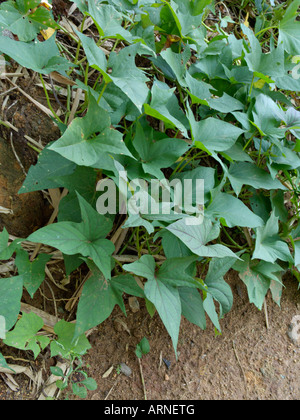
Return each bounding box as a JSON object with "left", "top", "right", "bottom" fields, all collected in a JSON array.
[{"left": 0, "top": 0, "right": 299, "bottom": 375}]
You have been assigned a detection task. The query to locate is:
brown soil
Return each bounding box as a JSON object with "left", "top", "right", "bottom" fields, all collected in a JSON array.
[
  {"left": 0, "top": 136, "right": 51, "bottom": 237},
  {"left": 76, "top": 272, "right": 300, "bottom": 401},
  {"left": 0, "top": 271, "right": 299, "bottom": 401},
  {"left": 0, "top": 75, "right": 58, "bottom": 236}
]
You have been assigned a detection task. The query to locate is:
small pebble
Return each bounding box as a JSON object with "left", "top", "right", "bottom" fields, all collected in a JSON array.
[
  {"left": 128, "top": 296, "right": 140, "bottom": 313},
  {"left": 120, "top": 362, "right": 132, "bottom": 377},
  {"left": 163, "top": 358, "right": 171, "bottom": 369}
]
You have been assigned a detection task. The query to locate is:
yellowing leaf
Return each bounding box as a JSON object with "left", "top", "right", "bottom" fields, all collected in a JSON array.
[
  {"left": 168, "top": 34, "right": 181, "bottom": 43},
  {"left": 254, "top": 79, "right": 266, "bottom": 89},
  {"left": 244, "top": 12, "right": 250, "bottom": 28},
  {"left": 40, "top": 1, "right": 52, "bottom": 10},
  {"left": 41, "top": 27, "right": 56, "bottom": 40},
  {"left": 292, "top": 55, "right": 300, "bottom": 64}
]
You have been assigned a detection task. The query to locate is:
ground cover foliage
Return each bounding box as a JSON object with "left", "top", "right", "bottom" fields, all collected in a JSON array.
[{"left": 0, "top": 0, "right": 299, "bottom": 395}]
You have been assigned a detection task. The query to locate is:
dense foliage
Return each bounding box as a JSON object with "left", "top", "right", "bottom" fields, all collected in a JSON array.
[{"left": 0, "top": 0, "right": 299, "bottom": 378}]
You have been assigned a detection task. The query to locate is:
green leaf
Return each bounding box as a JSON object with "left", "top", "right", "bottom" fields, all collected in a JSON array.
[
  {"left": 72, "top": 0, "right": 88, "bottom": 12},
  {"left": 144, "top": 80, "right": 189, "bottom": 137},
  {"left": 0, "top": 35, "right": 72, "bottom": 75},
  {"left": 27, "top": 193, "right": 115, "bottom": 279},
  {"left": 0, "top": 353, "right": 14, "bottom": 371},
  {"left": 252, "top": 211, "right": 293, "bottom": 264},
  {"left": 178, "top": 287, "right": 206, "bottom": 329},
  {"left": 207, "top": 93, "right": 244, "bottom": 114},
  {"left": 123, "top": 213, "right": 155, "bottom": 235},
  {"left": 19, "top": 148, "right": 76, "bottom": 194},
  {"left": 206, "top": 192, "right": 264, "bottom": 228},
  {"left": 74, "top": 268, "right": 123, "bottom": 339},
  {"left": 160, "top": 47, "right": 191, "bottom": 86},
  {"left": 50, "top": 366, "right": 65, "bottom": 377},
  {"left": 252, "top": 94, "right": 285, "bottom": 138},
  {"left": 188, "top": 108, "right": 245, "bottom": 153},
  {"left": 74, "top": 262, "right": 143, "bottom": 339},
  {"left": 166, "top": 217, "right": 239, "bottom": 258},
  {"left": 108, "top": 44, "right": 150, "bottom": 112},
  {"left": 280, "top": 107, "right": 300, "bottom": 140},
  {"left": 270, "top": 190, "right": 288, "bottom": 223},
  {"left": 234, "top": 254, "right": 283, "bottom": 309},
  {"left": 0, "top": 228, "right": 22, "bottom": 260},
  {"left": 76, "top": 31, "right": 112, "bottom": 84},
  {"left": 250, "top": 189, "right": 272, "bottom": 223},
  {"left": 185, "top": 72, "right": 212, "bottom": 105},
  {"left": 228, "top": 162, "right": 286, "bottom": 196},
  {"left": 234, "top": 256, "right": 269, "bottom": 310},
  {"left": 132, "top": 122, "right": 189, "bottom": 179},
  {"left": 81, "top": 377, "right": 97, "bottom": 391},
  {"left": 16, "top": 0, "right": 41, "bottom": 14},
  {"left": 15, "top": 249, "right": 51, "bottom": 298},
  {"left": 158, "top": 256, "right": 202, "bottom": 289},
  {"left": 123, "top": 255, "right": 202, "bottom": 290},
  {"left": 242, "top": 25, "right": 285, "bottom": 79},
  {"left": 144, "top": 272, "right": 181, "bottom": 355},
  {"left": 88, "top": 1, "right": 133, "bottom": 42},
  {"left": 170, "top": 166, "right": 216, "bottom": 205},
  {"left": 140, "top": 337, "right": 150, "bottom": 355},
  {"left": 50, "top": 320, "right": 91, "bottom": 358},
  {"left": 204, "top": 257, "right": 235, "bottom": 317},
  {"left": 269, "top": 145, "right": 300, "bottom": 170},
  {"left": 135, "top": 345, "right": 143, "bottom": 359},
  {"left": 0, "top": 275, "right": 23, "bottom": 331},
  {"left": 56, "top": 166, "right": 99, "bottom": 223},
  {"left": 278, "top": 0, "right": 300, "bottom": 55},
  {"left": 0, "top": 2, "right": 38, "bottom": 41},
  {"left": 123, "top": 255, "right": 182, "bottom": 354},
  {"left": 203, "top": 293, "right": 221, "bottom": 331},
  {"left": 159, "top": 230, "right": 194, "bottom": 259},
  {"left": 72, "top": 382, "right": 87, "bottom": 398},
  {"left": 0, "top": 1, "right": 58, "bottom": 42},
  {"left": 162, "top": 0, "right": 206, "bottom": 39},
  {"left": 220, "top": 143, "right": 253, "bottom": 163},
  {"left": 49, "top": 94, "right": 132, "bottom": 167},
  {"left": 4, "top": 313, "right": 50, "bottom": 359},
  {"left": 136, "top": 337, "right": 150, "bottom": 358}
]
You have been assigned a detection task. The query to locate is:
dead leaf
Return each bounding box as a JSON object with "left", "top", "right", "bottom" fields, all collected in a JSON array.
[
  {"left": 0, "top": 372, "right": 19, "bottom": 391},
  {"left": 113, "top": 318, "right": 131, "bottom": 335},
  {"left": 102, "top": 365, "right": 114, "bottom": 379},
  {"left": 38, "top": 362, "right": 69, "bottom": 400},
  {"left": 49, "top": 71, "right": 76, "bottom": 86},
  {"left": 41, "top": 27, "right": 56, "bottom": 40},
  {"left": 0, "top": 205, "right": 13, "bottom": 214}
]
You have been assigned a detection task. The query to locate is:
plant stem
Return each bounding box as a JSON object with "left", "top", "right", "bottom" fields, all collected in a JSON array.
[
  {"left": 243, "top": 132, "right": 257, "bottom": 150},
  {"left": 74, "top": 16, "right": 87, "bottom": 65},
  {"left": 255, "top": 26, "right": 278, "bottom": 37},
  {"left": 247, "top": 74, "right": 255, "bottom": 102},
  {"left": 97, "top": 82, "right": 108, "bottom": 104},
  {"left": 138, "top": 358, "right": 147, "bottom": 400},
  {"left": 222, "top": 226, "right": 245, "bottom": 250},
  {"left": 39, "top": 74, "right": 63, "bottom": 123}
]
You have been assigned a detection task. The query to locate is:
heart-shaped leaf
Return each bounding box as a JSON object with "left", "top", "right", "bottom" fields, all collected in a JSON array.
[
  {"left": 28, "top": 193, "right": 115, "bottom": 279},
  {"left": 49, "top": 95, "right": 133, "bottom": 166}
]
